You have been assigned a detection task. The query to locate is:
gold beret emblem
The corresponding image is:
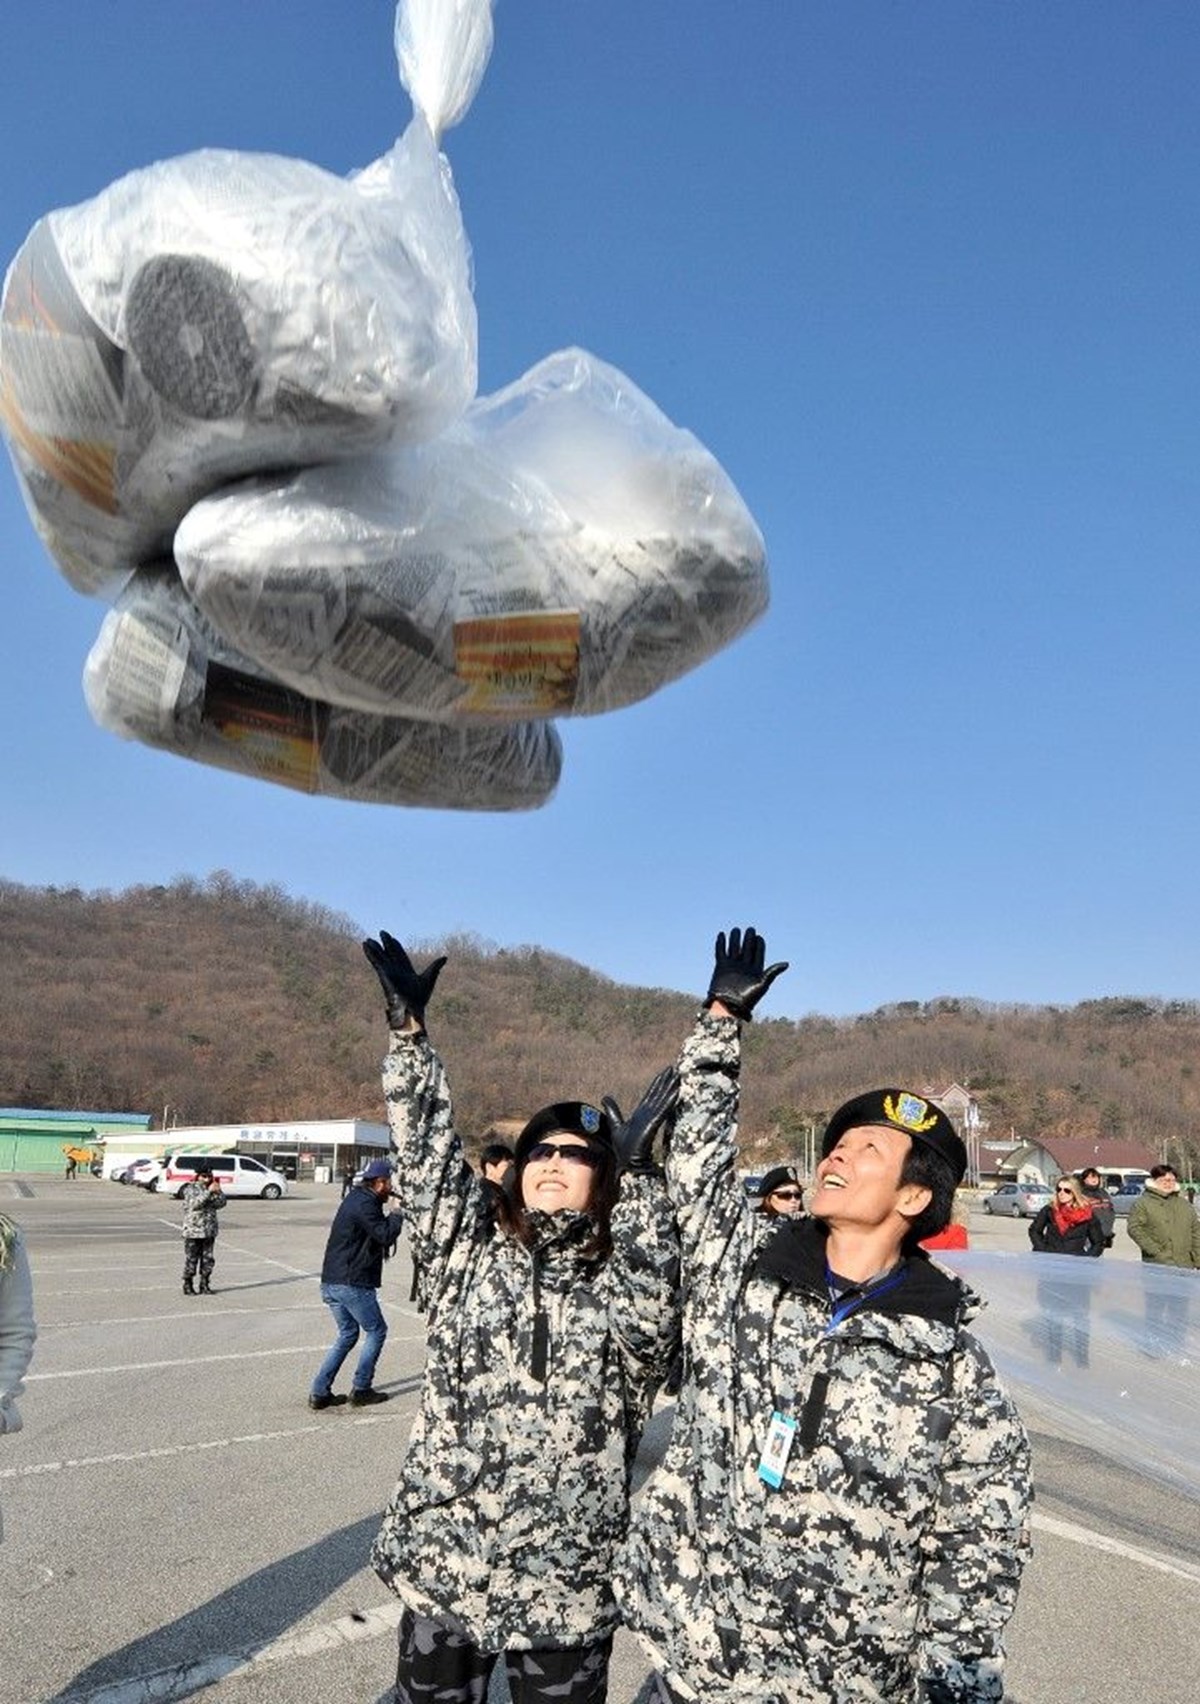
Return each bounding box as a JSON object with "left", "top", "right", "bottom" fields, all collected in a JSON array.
[{"left": 884, "top": 1092, "right": 939, "bottom": 1133}]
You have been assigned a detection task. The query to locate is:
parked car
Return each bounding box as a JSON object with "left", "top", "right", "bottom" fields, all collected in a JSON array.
[
  {"left": 982, "top": 1182, "right": 1053, "bottom": 1218},
  {"left": 127, "top": 1158, "right": 165, "bottom": 1190},
  {"left": 1108, "top": 1183, "right": 1146, "bottom": 1217},
  {"left": 111, "top": 1157, "right": 155, "bottom": 1185},
  {"left": 157, "top": 1152, "right": 289, "bottom": 1200}
]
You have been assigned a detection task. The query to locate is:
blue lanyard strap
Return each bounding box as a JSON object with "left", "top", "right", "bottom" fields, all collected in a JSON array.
[{"left": 824, "top": 1261, "right": 908, "bottom": 1332}]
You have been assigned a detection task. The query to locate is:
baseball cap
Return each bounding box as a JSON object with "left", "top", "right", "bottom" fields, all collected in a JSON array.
[{"left": 361, "top": 1158, "right": 393, "bottom": 1181}]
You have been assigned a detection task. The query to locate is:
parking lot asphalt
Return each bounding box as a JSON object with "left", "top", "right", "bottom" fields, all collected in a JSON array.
[{"left": 1, "top": 1178, "right": 1197, "bottom": 1704}]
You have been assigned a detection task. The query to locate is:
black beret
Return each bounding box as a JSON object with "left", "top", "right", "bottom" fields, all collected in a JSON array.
[
  {"left": 754, "top": 1165, "right": 802, "bottom": 1198},
  {"left": 821, "top": 1089, "right": 967, "bottom": 1185},
  {"left": 515, "top": 1101, "right": 614, "bottom": 1167}
]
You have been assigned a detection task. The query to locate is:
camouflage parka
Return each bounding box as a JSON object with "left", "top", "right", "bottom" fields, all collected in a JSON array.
[
  {"left": 615, "top": 1012, "right": 1032, "bottom": 1704},
  {"left": 179, "top": 1181, "right": 225, "bottom": 1240},
  {"left": 371, "top": 1030, "right": 681, "bottom": 1651}
]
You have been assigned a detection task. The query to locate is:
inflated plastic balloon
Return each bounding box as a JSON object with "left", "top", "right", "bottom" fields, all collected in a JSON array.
[
  {"left": 0, "top": 0, "right": 490, "bottom": 595},
  {"left": 174, "top": 348, "right": 769, "bottom": 722},
  {"left": 84, "top": 567, "right": 560, "bottom": 811}
]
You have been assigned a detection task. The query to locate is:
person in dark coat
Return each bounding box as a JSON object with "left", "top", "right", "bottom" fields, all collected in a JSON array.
[
  {"left": 1028, "top": 1175, "right": 1104, "bottom": 1368},
  {"left": 309, "top": 1158, "right": 403, "bottom": 1409}
]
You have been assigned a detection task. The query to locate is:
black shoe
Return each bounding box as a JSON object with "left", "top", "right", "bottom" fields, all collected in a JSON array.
[
  {"left": 182, "top": 1279, "right": 195, "bottom": 1295},
  {"left": 308, "top": 1392, "right": 348, "bottom": 1411},
  {"left": 349, "top": 1387, "right": 389, "bottom": 1407}
]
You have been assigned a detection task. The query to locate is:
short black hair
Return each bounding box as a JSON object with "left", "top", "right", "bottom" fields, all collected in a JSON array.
[
  {"left": 1149, "top": 1164, "right": 1177, "bottom": 1181},
  {"left": 899, "top": 1141, "right": 958, "bottom": 1248},
  {"left": 480, "top": 1142, "right": 515, "bottom": 1168}
]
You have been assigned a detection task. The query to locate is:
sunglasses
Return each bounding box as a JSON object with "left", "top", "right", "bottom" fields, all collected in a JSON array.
[
  {"left": 1056, "top": 1186, "right": 1073, "bottom": 1195},
  {"left": 770, "top": 1189, "right": 803, "bottom": 1201},
  {"left": 525, "top": 1140, "right": 602, "bottom": 1169}
]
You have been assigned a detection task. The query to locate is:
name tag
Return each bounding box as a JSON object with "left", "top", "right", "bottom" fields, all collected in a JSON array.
[{"left": 757, "top": 1410, "right": 796, "bottom": 1489}]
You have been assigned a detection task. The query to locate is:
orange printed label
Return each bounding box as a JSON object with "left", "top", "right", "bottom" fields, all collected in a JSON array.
[{"left": 454, "top": 611, "right": 580, "bottom": 715}]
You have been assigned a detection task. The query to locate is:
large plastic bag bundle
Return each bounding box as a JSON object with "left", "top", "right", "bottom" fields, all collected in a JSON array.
[
  {"left": 0, "top": 0, "right": 493, "bottom": 598},
  {"left": 173, "top": 348, "right": 769, "bottom": 722},
  {"left": 83, "top": 567, "right": 559, "bottom": 812}
]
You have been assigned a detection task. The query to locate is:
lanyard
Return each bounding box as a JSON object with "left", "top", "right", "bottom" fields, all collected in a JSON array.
[{"left": 824, "top": 1260, "right": 908, "bottom": 1332}]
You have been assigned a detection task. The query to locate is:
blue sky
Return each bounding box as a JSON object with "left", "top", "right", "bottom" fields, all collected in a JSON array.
[{"left": 3, "top": 0, "right": 1200, "bottom": 1019}]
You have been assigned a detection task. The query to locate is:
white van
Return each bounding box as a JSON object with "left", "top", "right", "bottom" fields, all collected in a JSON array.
[{"left": 158, "top": 1152, "right": 289, "bottom": 1200}]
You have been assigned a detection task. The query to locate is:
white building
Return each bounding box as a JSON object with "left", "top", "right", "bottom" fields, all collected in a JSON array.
[{"left": 98, "top": 1118, "right": 390, "bottom": 1184}]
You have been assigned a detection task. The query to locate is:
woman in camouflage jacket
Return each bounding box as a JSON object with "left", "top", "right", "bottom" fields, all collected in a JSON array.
[
  {"left": 363, "top": 931, "right": 680, "bottom": 1704},
  {"left": 616, "top": 929, "right": 1032, "bottom": 1704}
]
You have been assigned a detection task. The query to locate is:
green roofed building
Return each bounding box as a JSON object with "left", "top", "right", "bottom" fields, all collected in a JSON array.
[{"left": 0, "top": 1107, "right": 153, "bottom": 1174}]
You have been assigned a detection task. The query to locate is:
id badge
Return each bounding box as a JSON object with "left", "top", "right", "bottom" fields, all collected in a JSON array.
[{"left": 757, "top": 1410, "right": 796, "bottom": 1490}]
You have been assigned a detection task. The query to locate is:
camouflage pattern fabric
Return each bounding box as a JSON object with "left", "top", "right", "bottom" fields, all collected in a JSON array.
[
  {"left": 179, "top": 1181, "right": 226, "bottom": 1240},
  {"left": 372, "top": 1031, "right": 680, "bottom": 1652},
  {"left": 394, "top": 1608, "right": 612, "bottom": 1703},
  {"left": 615, "top": 1012, "right": 1032, "bottom": 1704},
  {"left": 182, "top": 1237, "right": 216, "bottom": 1283}
]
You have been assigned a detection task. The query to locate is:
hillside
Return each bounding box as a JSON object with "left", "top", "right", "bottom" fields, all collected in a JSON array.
[{"left": 1, "top": 875, "right": 1196, "bottom": 1171}]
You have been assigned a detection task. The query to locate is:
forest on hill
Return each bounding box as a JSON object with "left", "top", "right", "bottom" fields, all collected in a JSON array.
[{"left": 1, "top": 874, "right": 1197, "bottom": 1170}]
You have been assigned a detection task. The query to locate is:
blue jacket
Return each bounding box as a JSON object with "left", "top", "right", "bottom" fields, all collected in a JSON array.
[{"left": 321, "top": 1184, "right": 403, "bottom": 1288}]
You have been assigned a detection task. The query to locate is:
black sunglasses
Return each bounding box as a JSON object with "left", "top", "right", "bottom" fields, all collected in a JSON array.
[
  {"left": 525, "top": 1140, "right": 603, "bottom": 1169},
  {"left": 770, "top": 1189, "right": 803, "bottom": 1201}
]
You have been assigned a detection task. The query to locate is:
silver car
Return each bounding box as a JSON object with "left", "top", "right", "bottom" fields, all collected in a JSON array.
[{"left": 982, "top": 1182, "right": 1053, "bottom": 1218}]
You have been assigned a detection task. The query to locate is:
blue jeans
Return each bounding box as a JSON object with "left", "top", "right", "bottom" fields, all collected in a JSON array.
[{"left": 312, "top": 1283, "right": 388, "bottom": 1396}]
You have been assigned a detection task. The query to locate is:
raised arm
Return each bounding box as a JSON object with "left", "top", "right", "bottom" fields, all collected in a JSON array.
[
  {"left": 600, "top": 1068, "right": 683, "bottom": 1402},
  {"left": 364, "top": 932, "right": 486, "bottom": 1291},
  {"left": 666, "top": 927, "right": 788, "bottom": 1299}
]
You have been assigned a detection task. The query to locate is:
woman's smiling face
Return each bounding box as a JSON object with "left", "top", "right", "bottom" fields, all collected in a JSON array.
[{"left": 520, "top": 1133, "right": 597, "bottom": 1214}]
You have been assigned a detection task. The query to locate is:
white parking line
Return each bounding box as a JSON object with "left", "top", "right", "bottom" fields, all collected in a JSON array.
[
  {"left": 1031, "top": 1511, "right": 1200, "bottom": 1584},
  {"left": 0, "top": 1405, "right": 418, "bottom": 1479},
  {"left": 42, "top": 1305, "right": 327, "bottom": 1329},
  {"left": 55, "top": 1600, "right": 405, "bottom": 1703},
  {"left": 153, "top": 1223, "right": 315, "bottom": 1277},
  {"left": 25, "top": 1344, "right": 333, "bottom": 1380},
  {"left": 26, "top": 1329, "right": 429, "bottom": 1380}
]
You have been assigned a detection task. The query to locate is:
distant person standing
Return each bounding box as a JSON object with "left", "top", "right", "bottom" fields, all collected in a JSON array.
[
  {"left": 1028, "top": 1176, "right": 1104, "bottom": 1368},
  {"left": 1128, "top": 1165, "right": 1200, "bottom": 1356},
  {"left": 63, "top": 1150, "right": 78, "bottom": 1181},
  {"left": 1076, "top": 1166, "right": 1115, "bottom": 1251},
  {"left": 0, "top": 1213, "right": 36, "bottom": 1543},
  {"left": 309, "top": 1158, "right": 403, "bottom": 1410},
  {"left": 180, "top": 1163, "right": 226, "bottom": 1295},
  {"left": 478, "top": 1141, "right": 515, "bottom": 1201}
]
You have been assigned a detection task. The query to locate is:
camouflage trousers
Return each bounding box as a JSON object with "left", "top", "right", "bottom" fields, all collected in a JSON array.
[
  {"left": 182, "top": 1238, "right": 216, "bottom": 1282},
  {"left": 394, "top": 1609, "right": 612, "bottom": 1704}
]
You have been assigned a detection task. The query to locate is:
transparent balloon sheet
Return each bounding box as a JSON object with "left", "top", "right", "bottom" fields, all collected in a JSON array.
[{"left": 939, "top": 1251, "right": 1200, "bottom": 1503}]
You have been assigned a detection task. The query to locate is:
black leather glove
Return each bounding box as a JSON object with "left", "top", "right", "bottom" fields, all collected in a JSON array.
[
  {"left": 603, "top": 1064, "right": 680, "bottom": 1175},
  {"left": 704, "top": 926, "right": 788, "bottom": 1021},
  {"left": 362, "top": 930, "right": 447, "bottom": 1032}
]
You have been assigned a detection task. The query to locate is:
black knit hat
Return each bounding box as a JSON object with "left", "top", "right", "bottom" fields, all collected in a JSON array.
[
  {"left": 515, "top": 1101, "right": 614, "bottom": 1167},
  {"left": 821, "top": 1089, "right": 967, "bottom": 1185}
]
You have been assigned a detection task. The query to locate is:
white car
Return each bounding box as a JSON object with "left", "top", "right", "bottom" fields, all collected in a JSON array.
[
  {"left": 157, "top": 1152, "right": 289, "bottom": 1200},
  {"left": 127, "top": 1158, "right": 166, "bottom": 1189}
]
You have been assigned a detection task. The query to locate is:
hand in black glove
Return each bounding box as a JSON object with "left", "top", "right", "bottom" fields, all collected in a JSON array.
[
  {"left": 603, "top": 1065, "right": 680, "bottom": 1175},
  {"left": 362, "top": 930, "right": 447, "bottom": 1032},
  {"left": 704, "top": 926, "right": 788, "bottom": 1022}
]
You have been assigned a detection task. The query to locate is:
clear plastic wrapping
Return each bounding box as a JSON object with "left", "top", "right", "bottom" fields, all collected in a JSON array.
[
  {"left": 0, "top": 0, "right": 492, "bottom": 595},
  {"left": 174, "top": 348, "right": 769, "bottom": 721},
  {"left": 83, "top": 567, "right": 559, "bottom": 811}
]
